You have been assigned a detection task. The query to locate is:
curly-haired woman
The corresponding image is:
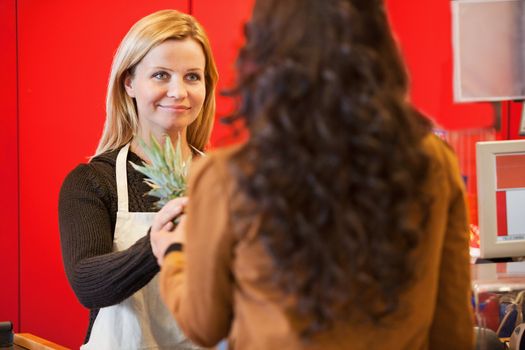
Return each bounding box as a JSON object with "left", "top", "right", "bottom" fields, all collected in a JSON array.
[{"left": 150, "top": 0, "right": 474, "bottom": 349}]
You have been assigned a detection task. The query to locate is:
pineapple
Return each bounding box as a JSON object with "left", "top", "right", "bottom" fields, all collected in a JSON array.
[{"left": 130, "top": 135, "right": 192, "bottom": 210}]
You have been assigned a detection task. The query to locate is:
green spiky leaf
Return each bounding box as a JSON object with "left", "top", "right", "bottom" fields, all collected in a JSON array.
[{"left": 130, "top": 135, "right": 192, "bottom": 210}]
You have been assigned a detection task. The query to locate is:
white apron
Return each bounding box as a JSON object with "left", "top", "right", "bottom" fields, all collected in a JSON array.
[{"left": 81, "top": 144, "right": 201, "bottom": 350}]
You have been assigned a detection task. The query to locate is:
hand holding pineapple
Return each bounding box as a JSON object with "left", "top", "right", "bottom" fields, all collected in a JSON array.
[
  {"left": 150, "top": 197, "right": 188, "bottom": 266},
  {"left": 130, "top": 135, "right": 193, "bottom": 265}
]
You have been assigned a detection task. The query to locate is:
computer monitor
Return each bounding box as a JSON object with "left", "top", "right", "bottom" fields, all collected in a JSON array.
[
  {"left": 451, "top": 0, "right": 525, "bottom": 102},
  {"left": 477, "top": 140, "right": 525, "bottom": 258}
]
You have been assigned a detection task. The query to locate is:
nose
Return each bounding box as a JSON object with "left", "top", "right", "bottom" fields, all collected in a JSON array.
[{"left": 167, "top": 78, "right": 187, "bottom": 99}]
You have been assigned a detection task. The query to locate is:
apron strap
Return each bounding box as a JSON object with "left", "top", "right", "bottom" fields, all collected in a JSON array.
[
  {"left": 116, "top": 144, "right": 130, "bottom": 213},
  {"left": 190, "top": 144, "right": 205, "bottom": 157}
]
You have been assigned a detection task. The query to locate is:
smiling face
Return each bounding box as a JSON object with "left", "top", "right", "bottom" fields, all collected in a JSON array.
[{"left": 124, "top": 38, "right": 206, "bottom": 142}]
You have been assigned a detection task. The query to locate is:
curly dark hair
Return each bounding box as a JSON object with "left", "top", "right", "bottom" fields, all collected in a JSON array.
[{"left": 228, "top": 0, "right": 432, "bottom": 338}]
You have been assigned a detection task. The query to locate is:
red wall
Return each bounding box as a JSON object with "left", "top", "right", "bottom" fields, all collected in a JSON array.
[
  {"left": 0, "top": 0, "right": 19, "bottom": 333},
  {"left": 2, "top": 0, "right": 524, "bottom": 348},
  {"left": 17, "top": 1, "right": 188, "bottom": 348},
  {"left": 386, "top": 0, "right": 496, "bottom": 130},
  {"left": 194, "top": 0, "right": 254, "bottom": 147}
]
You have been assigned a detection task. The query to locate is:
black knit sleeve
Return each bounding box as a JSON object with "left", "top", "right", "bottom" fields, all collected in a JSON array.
[{"left": 58, "top": 163, "right": 159, "bottom": 309}]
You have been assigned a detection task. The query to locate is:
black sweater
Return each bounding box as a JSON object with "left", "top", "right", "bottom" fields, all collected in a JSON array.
[{"left": 58, "top": 148, "right": 159, "bottom": 344}]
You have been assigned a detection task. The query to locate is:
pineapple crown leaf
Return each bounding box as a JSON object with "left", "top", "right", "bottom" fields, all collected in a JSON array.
[
  {"left": 138, "top": 137, "right": 168, "bottom": 170},
  {"left": 128, "top": 134, "right": 192, "bottom": 208}
]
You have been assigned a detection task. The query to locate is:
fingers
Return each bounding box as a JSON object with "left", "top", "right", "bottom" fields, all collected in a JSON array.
[
  {"left": 150, "top": 219, "right": 186, "bottom": 266},
  {"left": 172, "top": 196, "right": 189, "bottom": 207},
  {"left": 172, "top": 214, "right": 187, "bottom": 244},
  {"left": 150, "top": 197, "right": 189, "bottom": 265},
  {"left": 163, "top": 221, "right": 175, "bottom": 232},
  {"left": 152, "top": 197, "right": 188, "bottom": 232},
  {"left": 151, "top": 230, "right": 175, "bottom": 266}
]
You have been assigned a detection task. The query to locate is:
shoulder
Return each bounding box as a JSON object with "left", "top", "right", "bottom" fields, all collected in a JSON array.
[
  {"left": 421, "top": 134, "right": 461, "bottom": 174},
  {"left": 420, "top": 133, "right": 465, "bottom": 194},
  {"left": 61, "top": 163, "right": 98, "bottom": 191},
  {"left": 59, "top": 164, "right": 105, "bottom": 204},
  {"left": 187, "top": 145, "right": 243, "bottom": 198},
  {"left": 190, "top": 145, "right": 242, "bottom": 185},
  {"left": 60, "top": 148, "right": 120, "bottom": 199},
  {"left": 421, "top": 133, "right": 457, "bottom": 162},
  {"left": 90, "top": 148, "right": 120, "bottom": 168}
]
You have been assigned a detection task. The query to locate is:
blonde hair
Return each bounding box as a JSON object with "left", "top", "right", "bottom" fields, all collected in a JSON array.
[{"left": 94, "top": 9, "right": 218, "bottom": 156}]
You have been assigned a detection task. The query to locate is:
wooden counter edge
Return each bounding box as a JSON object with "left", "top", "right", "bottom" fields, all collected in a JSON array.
[{"left": 14, "top": 333, "right": 70, "bottom": 350}]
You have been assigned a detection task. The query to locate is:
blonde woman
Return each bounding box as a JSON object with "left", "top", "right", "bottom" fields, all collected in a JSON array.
[{"left": 59, "top": 9, "right": 218, "bottom": 349}]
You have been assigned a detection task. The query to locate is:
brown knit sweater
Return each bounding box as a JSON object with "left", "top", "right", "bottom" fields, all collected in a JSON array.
[{"left": 58, "top": 147, "right": 159, "bottom": 344}]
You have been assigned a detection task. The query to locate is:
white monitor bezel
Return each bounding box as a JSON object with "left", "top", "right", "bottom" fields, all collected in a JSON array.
[{"left": 477, "top": 139, "right": 525, "bottom": 258}]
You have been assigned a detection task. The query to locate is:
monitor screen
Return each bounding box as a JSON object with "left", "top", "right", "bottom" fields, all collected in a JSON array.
[
  {"left": 451, "top": 0, "right": 525, "bottom": 102},
  {"left": 477, "top": 140, "right": 525, "bottom": 258},
  {"left": 493, "top": 153, "right": 525, "bottom": 242}
]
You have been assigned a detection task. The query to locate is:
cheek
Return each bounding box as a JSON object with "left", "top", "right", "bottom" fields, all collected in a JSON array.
[
  {"left": 135, "top": 83, "right": 164, "bottom": 105},
  {"left": 194, "top": 85, "right": 206, "bottom": 108}
]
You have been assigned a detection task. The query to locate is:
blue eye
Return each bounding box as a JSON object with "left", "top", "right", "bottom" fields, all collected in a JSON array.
[
  {"left": 186, "top": 73, "right": 201, "bottom": 82},
  {"left": 152, "top": 71, "right": 169, "bottom": 80}
]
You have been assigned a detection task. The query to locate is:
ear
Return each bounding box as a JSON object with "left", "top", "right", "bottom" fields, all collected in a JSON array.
[{"left": 124, "top": 74, "right": 135, "bottom": 98}]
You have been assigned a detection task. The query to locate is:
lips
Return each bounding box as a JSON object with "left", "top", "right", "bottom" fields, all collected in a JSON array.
[{"left": 159, "top": 104, "right": 190, "bottom": 111}]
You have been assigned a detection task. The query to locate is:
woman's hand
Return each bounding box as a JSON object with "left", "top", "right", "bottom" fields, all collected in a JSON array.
[{"left": 150, "top": 197, "right": 188, "bottom": 266}]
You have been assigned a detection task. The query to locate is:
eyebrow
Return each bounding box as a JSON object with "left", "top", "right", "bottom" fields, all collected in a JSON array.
[{"left": 151, "top": 66, "right": 204, "bottom": 72}]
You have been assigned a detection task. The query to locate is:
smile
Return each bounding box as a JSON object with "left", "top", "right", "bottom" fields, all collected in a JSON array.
[{"left": 158, "top": 105, "right": 191, "bottom": 112}]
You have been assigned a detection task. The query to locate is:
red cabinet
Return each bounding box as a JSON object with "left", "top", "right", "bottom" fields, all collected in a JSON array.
[{"left": 0, "top": 0, "right": 19, "bottom": 334}]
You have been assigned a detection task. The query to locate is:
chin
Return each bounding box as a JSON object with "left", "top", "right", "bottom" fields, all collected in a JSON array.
[
  {"left": 161, "top": 124, "right": 189, "bottom": 134},
  {"left": 154, "top": 116, "right": 197, "bottom": 134}
]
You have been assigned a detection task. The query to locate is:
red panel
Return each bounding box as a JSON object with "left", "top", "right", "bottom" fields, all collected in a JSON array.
[
  {"left": 507, "top": 101, "right": 525, "bottom": 140},
  {"left": 386, "top": 1, "right": 494, "bottom": 130},
  {"left": 496, "top": 154, "right": 525, "bottom": 189},
  {"left": 193, "top": 0, "right": 254, "bottom": 147},
  {"left": 496, "top": 191, "right": 508, "bottom": 236},
  {"left": 18, "top": 1, "right": 188, "bottom": 348},
  {"left": 0, "top": 0, "right": 19, "bottom": 332}
]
